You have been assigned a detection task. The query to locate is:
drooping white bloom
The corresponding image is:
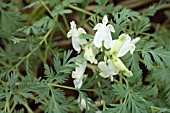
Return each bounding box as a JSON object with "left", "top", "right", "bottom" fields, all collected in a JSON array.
[
  {"left": 98, "top": 59, "right": 119, "bottom": 81},
  {"left": 67, "top": 21, "right": 87, "bottom": 53},
  {"left": 84, "top": 45, "right": 99, "bottom": 64},
  {"left": 112, "top": 57, "right": 133, "bottom": 77},
  {"left": 72, "top": 61, "right": 87, "bottom": 88},
  {"left": 93, "top": 15, "right": 115, "bottom": 49},
  {"left": 117, "top": 34, "right": 140, "bottom": 57},
  {"left": 109, "top": 34, "right": 140, "bottom": 57}
]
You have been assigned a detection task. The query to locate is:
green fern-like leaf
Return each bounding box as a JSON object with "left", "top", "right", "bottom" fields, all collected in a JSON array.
[
  {"left": 0, "top": 10, "right": 23, "bottom": 33},
  {"left": 130, "top": 17, "right": 150, "bottom": 36},
  {"left": 141, "top": 41, "right": 170, "bottom": 70},
  {"left": 142, "top": 1, "right": 165, "bottom": 17},
  {"left": 112, "top": 8, "right": 139, "bottom": 37},
  {"left": 104, "top": 104, "right": 128, "bottom": 113}
]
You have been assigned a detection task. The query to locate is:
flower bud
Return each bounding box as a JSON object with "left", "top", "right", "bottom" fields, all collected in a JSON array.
[{"left": 112, "top": 57, "right": 133, "bottom": 77}]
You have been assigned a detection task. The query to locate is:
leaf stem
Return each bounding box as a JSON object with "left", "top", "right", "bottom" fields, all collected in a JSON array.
[
  {"left": 39, "top": 0, "right": 66, "bottom": 36},
  {"left": 10, "top": 103, "right": 16, "bottom": 113},
  {"left": 22, "top": 101, "right": 34, "bottom": 113},
  {"left": 5, "top": 98, "right": 10, "bottom": 113},
  {"left": 62, "top": 15, "right": 70, "bottom": 31},
  {"left": 49, "top": 83, "right": 95, "bottom": 92},
  {"left": 68, "top": 5, "right": 93, "bottom": 16}
]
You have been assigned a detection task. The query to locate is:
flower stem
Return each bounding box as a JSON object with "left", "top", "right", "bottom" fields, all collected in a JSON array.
[{"left": 119, "top": 73, "right": 123, "bottom": 104}]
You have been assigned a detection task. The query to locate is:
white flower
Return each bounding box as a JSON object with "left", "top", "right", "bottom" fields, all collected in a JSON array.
[
  {"left": 67, "top": 21, "right": 87, "bottom": 53},
  {"left": 110, "top": 34, "right": 140, "bottom": 57},
  {"left": 98, "top": 59, "right": 119, "bottom": 81},
  {"left": 93, "top": 15, "right": 115, "bottom": 49},
  {"left": 72, "top": 61, "right": 87, "bottom": 88},
  {"left": 84, "top": 45, "right": 99, "bottom": 64}
]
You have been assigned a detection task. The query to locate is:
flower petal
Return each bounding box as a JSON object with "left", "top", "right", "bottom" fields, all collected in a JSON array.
[
  {"left": 125, "top": 34, "right": 131, "bottom": 41},
  {"left": 78, "top": 28, "right": 86, "bottom": 35},
  {"left": 102, "top": 27, "right": 113, "bottom": 49},
  {"left": 132, "top": 37, "right": 140, "bottom": 44},
  {"left": 70, "top": 21, "right": 76, "bottom": 29},
  {"left": 72, "top": 61, "right": 87, "bottom": 79},
  {"left": 68, "top": 21, "right": 87, "bottom": 53},
  {"left": 84, "top": 47, "right": 95, "bottom": 64},
  {"left": 117, "top": 40, "right": 132, "bottom": 57},
  {"left": 98, "top": 60, "right": 119, "bottom": 79},
  {"left": 72, "top": 40, "right": 81, "bottom": 53},
  {"left": 108, "top": 39, "right": 118, "bottom": 49},
  {"left": 130, "top": 44, "right": 135, "bottom": 54},
  {"left": 73, "top": 79, "right": 83, "bottom": 88},
  {"left": 104, "top": 41, "right": 111, "bottom": 49},
  {"left": 67, "top": 30, "right": 72, "bottom": 38},
  {"left": 75, "top": 61, "right": 87, "bottom": 77},
  {"left": 93, "top": 29, "right": 103, "bottom": 48},
  {"left": 93, "top": 23, "right": 102, "bottom": 30},
  {"left": 102, "top": 15, "right": 108, "bottom": 25},
  {"left": 107, "top": 24, "right": 115, "bottom": 33},
  {"left": 72, "top": 71, "right": 77, "bottom": 79}
]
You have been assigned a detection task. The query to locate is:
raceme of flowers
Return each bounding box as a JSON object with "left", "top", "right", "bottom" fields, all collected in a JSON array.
[{"left": 67, "top": 15, "right": 140, "bottom": 88}]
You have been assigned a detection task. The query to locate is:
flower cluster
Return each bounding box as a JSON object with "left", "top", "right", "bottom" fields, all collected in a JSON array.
[{"left": 67, "top": 15, "right": 140, "bottom": 88}]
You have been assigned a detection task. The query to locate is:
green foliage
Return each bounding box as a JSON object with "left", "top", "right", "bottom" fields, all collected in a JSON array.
[
  {"left": 0, "top": 11, "right": 23, "bottom": 32},
  {"left": 142, "top": 1, "right": 165, "bottom": 17},
  {"left": 122, "top": 52, "right": 141, "bottom": 76},
  {"left": 18, "top": 16, "right": 53, "bottom": 35},
  {"left": 104, "top": 103, "right": 128, "bottom": 113},
  {"left": 44, "top": 50, "right": 81, "bottom": 84},
  {"left": 130, "top": 17, "right": 150, "bottom": 36},
  {"left": 52, "top": 5, "right": 72, "bottom": 17},
  {"left": 141, "top": 41, "right": 170, "bottom": 70},
  {"left": 0, "top": 1, "right": 24, "bottom": 36},
  {"left": 105, "top": 83, "right": 149, "bottom": 113},
  {"left": 78, "top": 91, "right": 96, "bottom": 113},
  {"left": 112, "top": 8, "right": 139, "bottom": 38}
]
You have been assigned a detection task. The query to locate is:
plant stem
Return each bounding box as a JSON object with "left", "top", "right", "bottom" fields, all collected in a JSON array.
[
  {"left": 49, "top": 83, "right": 95, "bottom": 92},
  {"left": 22, "top": 101, "right": 34, "bottom": 113},
  {"left": 6, "top": 14, "right": 57, "bottom": 74},
  {"left": 49, "top": 83, "right": 77, "bottom": 90},
  {"left": 62, "top": 15, "right": 70, "bottom": 31},
  {"left": 6, "top": 98, "right": 10, "bottom": 113},
  {"left": 119, "top": 73, "right": 123, "bottom": 104},
  {"left": 68, "top": 5, "right": 93, "bottom": 16},
  {"left": 10, "top": 103, "right": 16, "bottom": 113},
  {"left": 39, "top": 0, "right": 66, "bottom": 36},
  {"left": 39, "top": 0, "right": 53, "bottom": 17}
]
